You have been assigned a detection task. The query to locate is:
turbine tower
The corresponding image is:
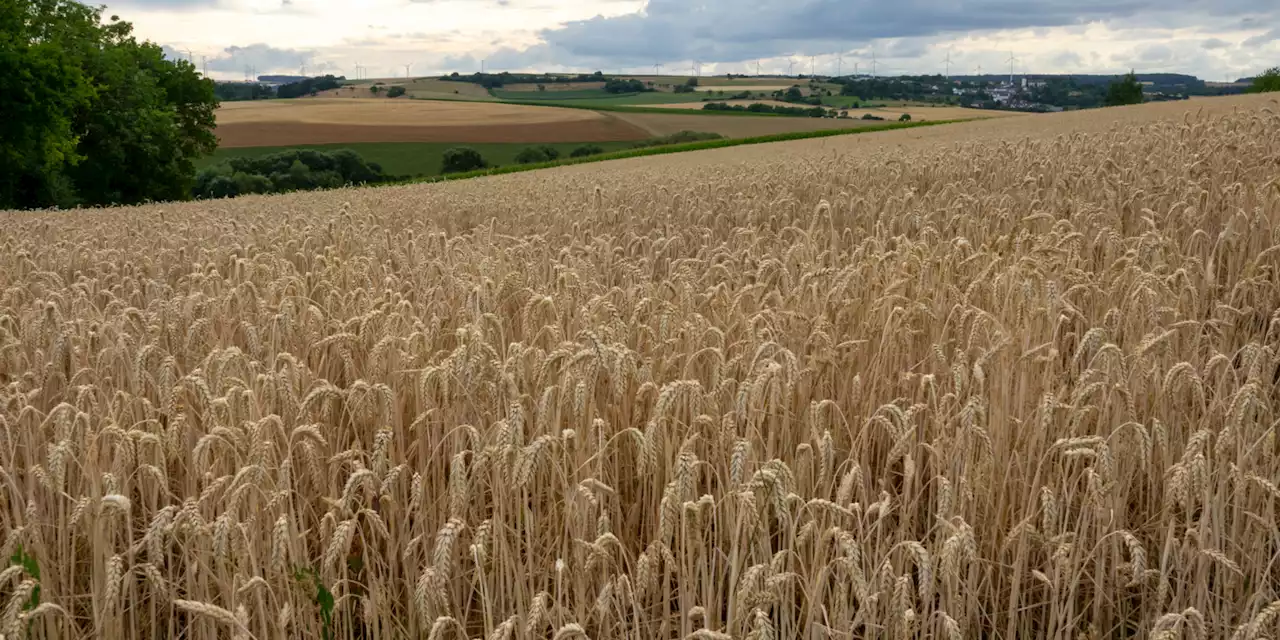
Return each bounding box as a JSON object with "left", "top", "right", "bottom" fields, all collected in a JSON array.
[
  {"left": 943, "top": 49, "right": 953, "bottom": 79},
  {"left": 836, "top": 53, "right": 843, "bottom": 77},
  {"left": 756, "top": 60, "right": 761, "bottom": 76},
  {"left": 788, "top": 59, "right": 795, "bottom": 76},
  {"left": 201, "top": 55, "right": 208, "bottom": 77},
  {"left": 654, "top": 63, "right": 662, "bottom": 75},
  {"left": 871, "top": 51, "right": 878, "bottom": 78},
  {"left": 810, "top": 55, "right": 815, "bottom": 77},
  {"left": 405, "top": 63, "right": 412, "bottom": 79},
  {"left": 1006, "top": 51, "right": 1018, "bottom": 84}
]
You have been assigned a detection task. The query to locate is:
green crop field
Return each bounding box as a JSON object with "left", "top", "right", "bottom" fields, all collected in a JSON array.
[
  {"left": 491, "top": 90, "right": 708, "bottom": 106},
  {"left": 196, "top": 141, "right": 639, "bottom": 178},
  {"left": 490, "top": 88, "right": 618, "bottom": 100}
]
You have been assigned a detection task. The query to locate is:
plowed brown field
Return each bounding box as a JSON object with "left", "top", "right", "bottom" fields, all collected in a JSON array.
[{"left": 215, "top": 98, "right": 650, "bottom": 147}]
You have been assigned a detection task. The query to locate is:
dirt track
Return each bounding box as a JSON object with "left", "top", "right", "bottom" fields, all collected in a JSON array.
[{"left": 216, "top": 118, "right": 651, "bottom": 147}]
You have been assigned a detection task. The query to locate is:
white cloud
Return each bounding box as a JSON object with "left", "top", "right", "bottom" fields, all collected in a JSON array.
[{"left": 115, "top": 0, "right": 1280, "bottom": 81}]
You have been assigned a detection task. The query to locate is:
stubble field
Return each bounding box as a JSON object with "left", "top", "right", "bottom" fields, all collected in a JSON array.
[{"left": 2, "top": 94, "right": 1279, "bottom": 640}]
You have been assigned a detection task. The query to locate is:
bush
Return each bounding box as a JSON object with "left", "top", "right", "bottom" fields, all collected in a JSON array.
[
  {"left": 441, "top": 147, "right": 489, "bottom": 173},
  {"left": 631, "top": 131, "right": 724, "bottom": 149},
  {"left": 515, "top": 146, "right": 562, "bottom": 164},
  {"left": 193, "top": 148, "right": 391, "bottom": 199},
  {"left": 570, "top": 145, "right": 604, "bottom": 158},
  {"left": 386, "top": 86, "right": 407, "bottom": 98},
  {"left": 899, "top": 113, "right": 911, "bottom": 122},
  {"left": 673, "top": 84, "right": 696, "bottom": 94},
  {"left": 861, "top": 114, "right": 885, "bottom": 121},
  {"left": 604, "top": 78, "right": 649, "bottom": 94}
]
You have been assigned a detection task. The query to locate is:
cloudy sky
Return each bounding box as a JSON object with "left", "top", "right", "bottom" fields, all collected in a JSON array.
[{"left": 115, "top": 0, "right": 1278, "bottom": 82}]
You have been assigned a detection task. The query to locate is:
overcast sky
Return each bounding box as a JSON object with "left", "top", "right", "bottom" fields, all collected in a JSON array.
[{"left": 114, "top": 0, "right": 1278, "bottom": 82}]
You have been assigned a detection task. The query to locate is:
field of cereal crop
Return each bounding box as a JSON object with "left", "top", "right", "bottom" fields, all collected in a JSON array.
[{"left": 3, "top": 94, "right": 1279, "bottom": 640}]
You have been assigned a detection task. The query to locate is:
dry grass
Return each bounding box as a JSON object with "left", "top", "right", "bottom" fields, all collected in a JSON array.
[{"left": 2, "top": 94, "right": 1280, "bottom": 640}]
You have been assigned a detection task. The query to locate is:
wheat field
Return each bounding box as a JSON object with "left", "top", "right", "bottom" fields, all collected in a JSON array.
[{"left": 2, "top": 94, "right": 1279, "bottom": 639}]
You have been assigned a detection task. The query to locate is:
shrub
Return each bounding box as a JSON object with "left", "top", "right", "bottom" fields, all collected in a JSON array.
[
  {"left": 386, "top": 86, "right": 407, "bottom": 98},
  {"left": 899, "top": 113, "right": 912, "bottom": 122},
  {"left": 570, "top": 145, "right": 604, "bottom": 158},
  {"left": 441, "top": 147, "right": 489, "bottom": 173},
  {"left": 515, "top": 146, "right": 562, "bottom": 165},
  {"left": 194, "top": 148, "right": 391, "bottom": 198}
]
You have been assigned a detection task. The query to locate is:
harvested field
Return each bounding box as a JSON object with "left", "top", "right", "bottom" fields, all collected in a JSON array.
[
  {"left": 613, "top": 110, "right": 904, "bottom": 137},
  {"left": 215, "top": 99, "right": 649, "bottom": 147},
  {"left": 647, "top": 101, "right": 1012, "bottom": 121},
  {"left": 4, "top": 94, "right": 1280, "bottom": 640},
  {"left": 313, "top": 80, "right": 494, "bottom": 101}
]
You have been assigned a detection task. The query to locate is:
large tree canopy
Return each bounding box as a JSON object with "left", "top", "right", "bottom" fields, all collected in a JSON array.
[{"left": 0, "top": 0, "right": 218, "bottom": 210}]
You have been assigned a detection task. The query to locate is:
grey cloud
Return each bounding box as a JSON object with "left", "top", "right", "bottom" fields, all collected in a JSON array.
[
  {"left": 1050, "top": 51, "right": 1084, "bottom": 67},
  {"left": 1243, "top": 28, "right": 1280, "bottom": 47},
  {"left": 1202, "top": 38, "right": 1232, "bottom": 49},
  {"left": 193, "top": 43, "right": 317, "bottom": 74},
  {"left": 535, "top": 0, "right": 1279, "bottom": 66}
]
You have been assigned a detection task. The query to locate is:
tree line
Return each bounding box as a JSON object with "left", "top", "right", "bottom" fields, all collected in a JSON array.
[{"left": 2, "top": 0, "right": 218, "bottom": 210}]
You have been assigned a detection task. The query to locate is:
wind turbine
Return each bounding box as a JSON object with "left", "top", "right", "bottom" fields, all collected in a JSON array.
[
  {"left": 973, "top": 64, "right": 983, "bottom": 78},
  {"left": 654, "top": 63, "right": 663, "bottom": 75},
  {"left": 756, "top": 60, "right": 761, "bottom": 76},
  {"left": 810, "top": 55, "right": 816, "bottom": 77},
  {"left": 943, "top": 48, "right": 953, "bottom": 79},
  {"left": 201, "top": 55, "right": 208, "bottom": 77},
  {"left": 692, "top": 60, "right": 701, "bottom": 77},
  {"left": 405, "top": 63, "right": 412, "bottom": 79},
  {"left": 788, "top": 59, "right": 795, "bottom": 76},
  {"left": 1006, "top": 51, "right": 1018, "bottom": 84},
  {"left": 871, "top": 51, "right": 878, "bottom": 78},
  {"left": 836, "top": 53, "right": 843, "bottom": 77}
]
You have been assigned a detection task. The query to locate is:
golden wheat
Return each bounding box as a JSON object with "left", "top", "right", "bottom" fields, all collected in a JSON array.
[{"left": 1, "top": 94, "right": 1279, "bottom": 639}]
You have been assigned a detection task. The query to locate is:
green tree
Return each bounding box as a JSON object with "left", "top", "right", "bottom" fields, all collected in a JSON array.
[
  {"left": 1105, "top": 71, "right": 1144, "bottom": 106},
  {"left": 441, "top": 147, "right": 488, "bottom": 173},
  {"left": 386, "top": 85, "right": 407, "bottom": 98},
  {"left": 0, "top": 1, "right": 217, "bottom": 209},
  {"left": 1251, "top": 67, "right": 1280, "bottom": 93},
  {"left": 0, "top": 0, "right": 96, "bottom": 208}
]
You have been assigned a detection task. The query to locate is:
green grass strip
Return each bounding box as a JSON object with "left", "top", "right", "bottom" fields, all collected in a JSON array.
[
  {"left": 411, "top": 95, "right": 799, "bottom": 117},
  {"left": 398, "top": 119, "right": 962, "bottom": 186}
]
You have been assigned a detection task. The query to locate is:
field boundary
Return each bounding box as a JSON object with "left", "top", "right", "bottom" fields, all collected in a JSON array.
[
  {"left": 403, "top": 119, "right": 963, "bottom": 185},
  {"left": 411, "top": 95, "right": 798, "bottom": 117}
]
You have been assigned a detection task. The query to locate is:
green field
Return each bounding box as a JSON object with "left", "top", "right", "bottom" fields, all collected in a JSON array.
[
  {"left": 197, "top": 141, "right": 639, "bottom": 178},
  {"left": 490, "top": 89, "right": 707, "bottom": 106}
]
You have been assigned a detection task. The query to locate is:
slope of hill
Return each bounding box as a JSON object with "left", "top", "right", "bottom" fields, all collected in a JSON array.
[{"left": 2, "top": 94, "right": 1278, "bottom": 639}]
